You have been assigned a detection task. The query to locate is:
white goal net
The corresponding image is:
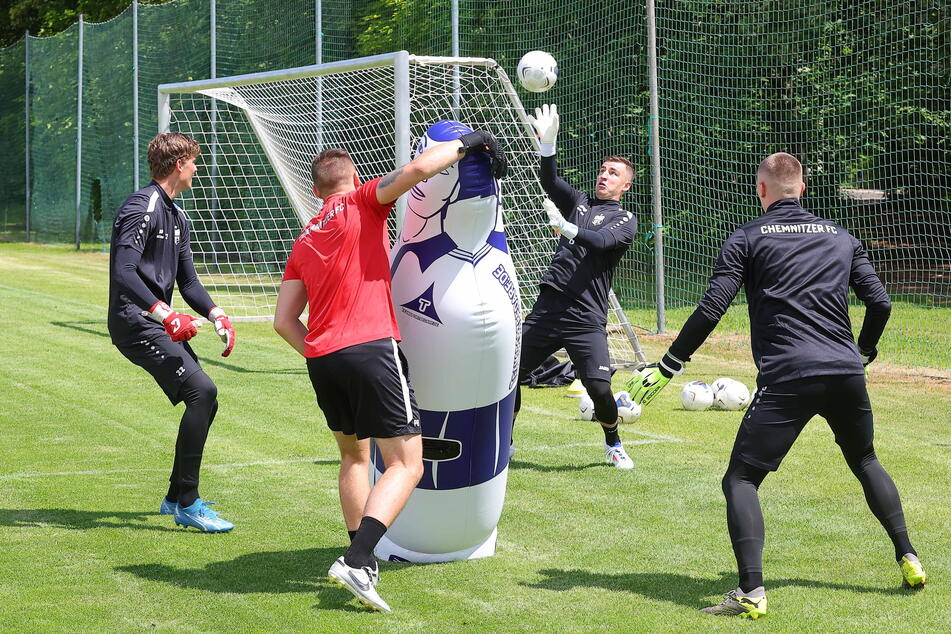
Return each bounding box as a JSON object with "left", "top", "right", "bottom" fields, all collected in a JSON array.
[{"left": 159, "top": 52, "right": 645, "bottom": 368}]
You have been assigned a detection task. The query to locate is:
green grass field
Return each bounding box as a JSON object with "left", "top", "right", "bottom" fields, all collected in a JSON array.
[{"left": 1, "top": 242, "right": 948, "bottom": 632}]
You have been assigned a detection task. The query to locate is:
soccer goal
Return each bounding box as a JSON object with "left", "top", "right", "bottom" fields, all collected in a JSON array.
[{"left": 158, "top": 51, "right": 646, "bottom": 368}]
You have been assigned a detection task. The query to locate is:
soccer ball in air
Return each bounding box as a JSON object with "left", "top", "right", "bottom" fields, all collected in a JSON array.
[
  {"left": 711, "top": 377, "right": 751, "bottom": 411},
  {"left": 680, "top": 381, "right": 714, "bottom": 411},
  {"left": 577, "top": 391, "right": 642, "bottom": 423},
  {"left": 517, "top": 50, "right": 559, "bottom": 93}
]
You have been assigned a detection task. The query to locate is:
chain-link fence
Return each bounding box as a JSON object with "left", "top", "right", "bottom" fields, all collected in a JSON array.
[{"left": 0, "top": 0, "right": 947, "bottom": 373}]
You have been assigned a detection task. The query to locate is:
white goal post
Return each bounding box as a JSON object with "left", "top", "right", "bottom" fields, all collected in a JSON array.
[{"left": 158, "top": 51, "right": 646, "bottom": 368}]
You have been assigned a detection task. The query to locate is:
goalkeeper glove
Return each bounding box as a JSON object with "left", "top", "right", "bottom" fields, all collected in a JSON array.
[
  {"left": 146, "top": 301, "right": 199, "bottom": 343},
  {"left": 458, "top": 130, "right": 508, "bottom": 179},
  {"left": 543, "top": 198, "right": 578, "bottom": 240},
  {"left": 859, "top": 346, "right": 877, "bottom": 366},
  {"left": 626, "top": 352, "right": 686, "bottom": 406},
  {"left": 209, "top": 306, "right": 236, "bottom": 357},
  {"left": 526, "top": 103, "right": 559, "bottom": 156}
]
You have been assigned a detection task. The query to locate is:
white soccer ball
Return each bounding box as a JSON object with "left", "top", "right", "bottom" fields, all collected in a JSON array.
[
  {"left": 680, "top": 381, "right": 714, "bottom": 411},
  {"left": 517, "top": 50, "right": 559, "bottom": 93},
  {"left": 577, "top": 391, "right": 641, "bottom": 423},
  {"left": 578, "top": 393, "right": 595, "bottom": 421},
  {"left": 711, "top": 377, "right": 751, "bottom": 411},
  {"left": 614, "top": 391, "right": 642, "bottom": 424}
]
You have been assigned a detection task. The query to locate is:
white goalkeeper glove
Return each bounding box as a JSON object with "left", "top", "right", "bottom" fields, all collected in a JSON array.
[
  {"left": 526, "top": 103, "right": 559, "bottom": 156},
  {"left": 543, "top": 198, "right": 578, "bottom": 240},
  {"left": 209, "top": 306, "right": 236, "bottom": 357}
]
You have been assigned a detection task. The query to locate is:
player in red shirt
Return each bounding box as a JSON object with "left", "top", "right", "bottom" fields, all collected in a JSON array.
[{"left": 274, "top": 130, "right": 506, "bottom": 612}]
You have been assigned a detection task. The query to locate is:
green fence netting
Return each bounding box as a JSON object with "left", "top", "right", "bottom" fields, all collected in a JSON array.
[
  {"left": 656, "top": 0, "right": 950, "bottom": 370},
  {"left": 0, "top": 0, "right": 947, "bottom": 372},
  {"left": 0, "top": 38, "right": 25, "bottom": 241}
]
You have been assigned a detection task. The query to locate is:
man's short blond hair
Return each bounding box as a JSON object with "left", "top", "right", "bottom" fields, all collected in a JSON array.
[
  {"left": 311, "top": 148, "right": 354, "bottom": 194},
  {"left": 757, "top": 152, "right": 803, "bottom": 196},
  {"left": 148, "top": 133, "right": 200, "bottom": 180},
  {"left": 603, "top": 155, "right": 635, "bottom": 182}
]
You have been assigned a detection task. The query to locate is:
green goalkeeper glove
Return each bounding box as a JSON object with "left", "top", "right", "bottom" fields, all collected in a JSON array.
[{"left": 627, "top": 353, "right": 685, "bottom": 406}]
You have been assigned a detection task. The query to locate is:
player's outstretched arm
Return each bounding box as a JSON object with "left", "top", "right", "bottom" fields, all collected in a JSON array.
[
  {"left": 627, "top": 354, "right": 686, "bottom": 405},
  {"left": 274, "top": 279, "right": 309, "bottom": 356},
  {"left": 376, "top": 131, "right": 506, "bottom": 205},
  {"left": 629, "top": 230, "right": 749, "bottom": 405}
]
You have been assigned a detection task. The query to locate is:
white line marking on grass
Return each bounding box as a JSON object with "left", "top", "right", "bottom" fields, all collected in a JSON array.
[
  {"left": 0, "top": 457, "right": 335, "bottom": 480},
  {"left": 519, "top": 404, "right": 684, "bottom": 444},
  {"left": 520, "top": 438, "right": 675, "bottom": 452},
  {"left": 0, "top": 432, "right": 682, "bottom": 480}
]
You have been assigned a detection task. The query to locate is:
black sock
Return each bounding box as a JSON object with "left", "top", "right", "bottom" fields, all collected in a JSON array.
[
  {"left": 892, "top": 531, "right": 916, "bottom": 562},
  {"left": 602, "top": 422, "right": 620, "bottom": 447},
  {"left": 348, "top": 530, "right": 357, "bottom": 542},
  {"left": 344, "top": 516, "right": 387, "bottom": 569},
  {"left": 165, "top": 485, "right": 178, "bottom": 504},
  {"left": 739, "top": 572, "right": 764, "bottom": 594},
  {"left": 178, "top": 490, "right": 199, "bottom": 509}
]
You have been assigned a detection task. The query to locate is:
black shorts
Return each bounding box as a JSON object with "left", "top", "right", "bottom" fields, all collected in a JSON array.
[
  {"left": 733, "top": 374, "right": 873, "bottom": 471},
  {"left": 113, "top": 328, "right": 203, "bottom": 405},
  {"left": 518, "top": 314, "right": 612, "bottom": 383},
  {"left": 307, "top": 338, "right": 421, "bottom": 440}
]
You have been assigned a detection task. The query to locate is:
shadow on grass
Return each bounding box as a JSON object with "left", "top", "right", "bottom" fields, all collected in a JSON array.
[
  {"left": 118, "top": 547, "right": 368, "bottom": 610},
  {"left": 524, "top": 568, "right": 901, "bottom": 609},
  {"left": 49, "top": 320, "right": 306, "bottom": 375},
  {"left": 0, "top": 508, "right": 178, "bottom": 532},
  {"left": 509, "top": 459, "right": 606, "bottom": 473}
]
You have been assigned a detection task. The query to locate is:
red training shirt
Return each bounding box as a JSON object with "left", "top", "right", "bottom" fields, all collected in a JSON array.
[{"left": 282, "top": 177, "right": 401, "bottom": 357}]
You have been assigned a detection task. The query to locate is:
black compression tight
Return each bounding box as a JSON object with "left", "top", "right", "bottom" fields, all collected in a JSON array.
[
  {"left": 722, "top": 444, "right": 916, "bottom": 593},
  {"left": 722, "top": 456, "right": 768, "bottom": 593},
  {"left": 840, "top": 444, "right": 915, "bottom": 561},
  {"left": 166, "top": 371, "right": 218, "bottom": 509}
]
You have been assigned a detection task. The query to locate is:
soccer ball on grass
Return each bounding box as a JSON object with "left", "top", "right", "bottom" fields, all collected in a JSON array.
[
  {"left": 711, "top": 377, "right": 751, "bottom": 411},
  {"left": 578, "top": 391, "right": 641, "bottom": 423},
  {"left": 680, "top": 381, "right": 714, "bottom": 411}
]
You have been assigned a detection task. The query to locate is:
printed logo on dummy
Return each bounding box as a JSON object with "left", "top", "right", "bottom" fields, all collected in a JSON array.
[{"left": 400, "top": 283, "right": 442, "bottom": 326}]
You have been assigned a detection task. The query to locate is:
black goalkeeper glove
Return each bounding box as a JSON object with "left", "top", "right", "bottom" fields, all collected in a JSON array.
[
  {"left": 859, "top": 347, "right": 878, "bottom": 366},
  {"left": 458, "top": 130, "right": 508, "bottom": 179}
]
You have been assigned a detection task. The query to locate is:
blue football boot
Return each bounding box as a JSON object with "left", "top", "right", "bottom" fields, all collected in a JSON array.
[
  {"left": 159, "top": 497, "right": 177, "bottom": 515},
  {"left": 173, "top": 498, "right": 234, "bottom": 533}
]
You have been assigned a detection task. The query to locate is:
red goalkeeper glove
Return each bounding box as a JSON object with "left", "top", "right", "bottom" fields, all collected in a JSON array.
[
  {"left": 209, "top": 306, "right": 236, "bottom": 357},
  {"left": 147, "top": 301, "right": 199, "bottom": 342}
]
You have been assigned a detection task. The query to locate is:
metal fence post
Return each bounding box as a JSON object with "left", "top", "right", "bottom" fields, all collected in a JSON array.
[
  {"left": 76, "top": 14, "right": 84, "bottom": 250},
  {"left": 133, "top": 1, "right": 140, "bottom": 189},
  {"left": 646, "top": 0, "right": 665, "bottom": 333},
  {"left": 451, "top": 0, "right": 460, "bottom": 117},
  {"left": 315, "top": 0, "right": 322, "bottom": 64},
  {"left": 24, "top": 30, "right": 31, "bottom": 242},
  {"left": 208, "top": 0, "right": 220, "bottom": 265},
  {"left": 394, "top": 51, "right": 410, "bottom": 230}
]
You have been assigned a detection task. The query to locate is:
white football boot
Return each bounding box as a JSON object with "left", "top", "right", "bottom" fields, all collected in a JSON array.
[{"left": 604, "top": 442, "right": 634, "bottom": 470}]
